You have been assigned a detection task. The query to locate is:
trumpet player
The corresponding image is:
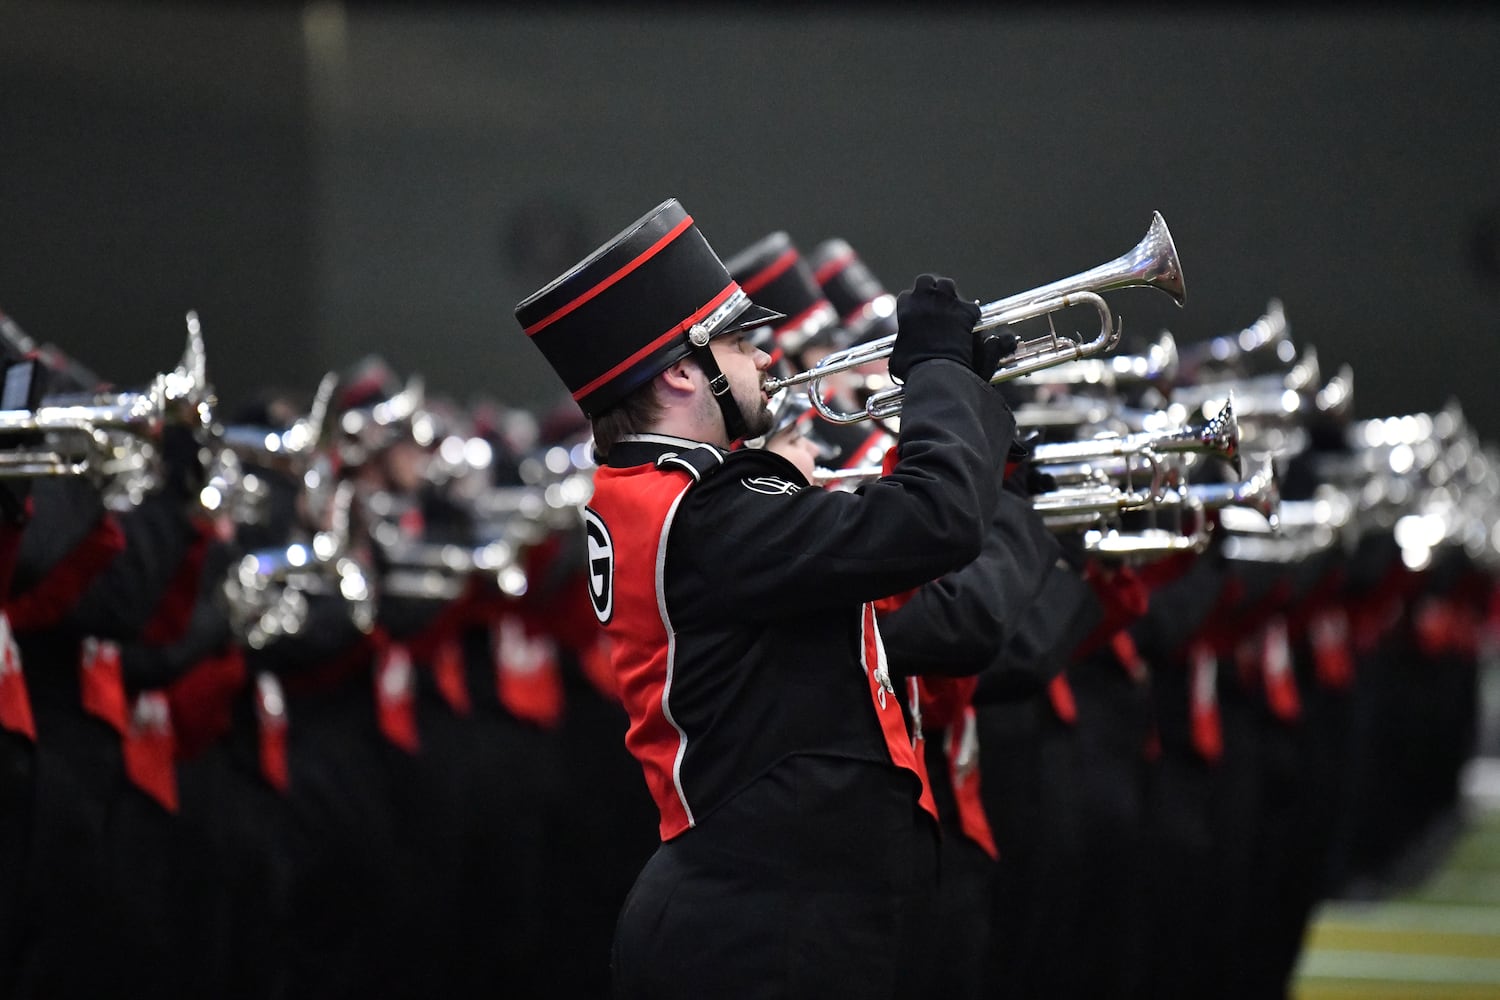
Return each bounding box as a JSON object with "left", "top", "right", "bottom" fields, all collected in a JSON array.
[
  {"left": 516, "top": 197, "right": 1016, "bottom": 1000},
  {"left": 0, "top": 337, "right": 235, "bottom": 999}
]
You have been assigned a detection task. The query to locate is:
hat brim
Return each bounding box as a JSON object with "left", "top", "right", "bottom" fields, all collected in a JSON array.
[{"left": 724, "top": 301, "right": 784, "bottom": 336}]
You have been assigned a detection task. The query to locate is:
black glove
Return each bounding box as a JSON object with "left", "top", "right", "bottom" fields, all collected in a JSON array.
[
  {"left": 887, "top": 274, "right": 984, "bottom": 380},
  {"left": 1001, "top": 432, "right": 1054, "bottom": 498},
  {"left": 972, "top": 329, "right": 1019, "bottom": 382}
]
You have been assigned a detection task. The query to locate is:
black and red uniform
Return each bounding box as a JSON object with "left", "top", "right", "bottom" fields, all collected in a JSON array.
[{"left": 595, "top": 359, "right": 1011, "bottom": 1000}]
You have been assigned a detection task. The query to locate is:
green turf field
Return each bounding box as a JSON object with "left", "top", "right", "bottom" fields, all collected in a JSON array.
[{"left": 1295, "top": 798, "right": 1500, "bottom": 999}]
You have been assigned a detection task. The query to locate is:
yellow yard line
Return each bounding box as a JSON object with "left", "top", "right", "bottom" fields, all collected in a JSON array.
[
  {"left": 1306, "top": 924, "right": 1500, "bottom": 960},
  {"left": 1297, "top": 983, "right": 1500, "bottom": 1000},
  {"left": 1296, "top": 949, "right": 1500, "bottom": 986}
]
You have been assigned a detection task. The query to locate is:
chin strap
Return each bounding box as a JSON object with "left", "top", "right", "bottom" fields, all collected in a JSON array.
[{"left": 687, "top": 329, "right": 748, "bottom": 443}]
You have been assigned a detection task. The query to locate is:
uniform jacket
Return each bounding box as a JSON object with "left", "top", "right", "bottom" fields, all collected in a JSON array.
[{"left": 587, "top": 359, "right": 1012, "bottom": 840}]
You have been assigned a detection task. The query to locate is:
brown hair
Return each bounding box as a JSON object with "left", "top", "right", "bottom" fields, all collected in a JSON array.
[{"left": 589, "top": 378, "right": 663, "bottom": 460}]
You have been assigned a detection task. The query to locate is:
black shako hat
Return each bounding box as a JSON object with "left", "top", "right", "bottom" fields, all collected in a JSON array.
[
  {"left": 725, "top": 232, "right": 848, "bottom": 364},
  {"left": 515, "top": 199, "right": 781, "bottom": 419},
  {"left": 808, "top": 238, "right": 899, "bottom": 347}
]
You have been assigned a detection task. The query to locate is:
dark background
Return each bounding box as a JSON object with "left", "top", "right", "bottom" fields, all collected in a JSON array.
[{"left": 2, "top": 1, "right": 1497, "bottom": 432}]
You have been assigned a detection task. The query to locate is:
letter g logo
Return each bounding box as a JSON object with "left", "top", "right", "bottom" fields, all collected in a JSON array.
[{"left": 582, "top": 508, "right": 614, "bottom": 624}]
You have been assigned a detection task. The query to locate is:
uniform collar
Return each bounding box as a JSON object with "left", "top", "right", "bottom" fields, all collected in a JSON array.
[{"left": 606, "top": 433, "right": 728, "bottom": 469}]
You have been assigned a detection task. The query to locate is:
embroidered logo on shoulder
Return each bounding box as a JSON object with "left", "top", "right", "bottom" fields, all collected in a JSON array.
[
  {"left": 741, "top": 475, "right": 803, "bottom": 496},
  {"left": 582, "top": 507, "right": 614, "bottom": 624}
]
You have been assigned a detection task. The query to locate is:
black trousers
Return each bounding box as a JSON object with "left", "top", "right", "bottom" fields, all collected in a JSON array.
[{"left": 612, "top": 756, "right": 938, "bottom": 1000}]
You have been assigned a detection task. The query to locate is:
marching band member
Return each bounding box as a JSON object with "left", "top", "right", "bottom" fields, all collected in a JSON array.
[{"left": 515, "top": 197, "right": 1015, "bottom": 999}]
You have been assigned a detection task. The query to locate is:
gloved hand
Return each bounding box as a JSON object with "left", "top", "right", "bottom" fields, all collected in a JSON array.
[
  {"left": 972, "top": 329, "right": 1019, "bottom": 383},
  {"left": 1001, "top": 432, "right": 1055, "bottom": 498},
  {"left": 887, "top": 274, "right": 984, "bottom": 380}
]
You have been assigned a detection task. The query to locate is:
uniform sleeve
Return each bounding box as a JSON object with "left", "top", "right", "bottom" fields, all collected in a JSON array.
[
  {"left": 880, "top": 491, "right": 1061, "bottom": 677},
  {"left": 119, "top": 583, "right": 235, "bottom": 692},
  {"left": 11, "top": 478, "right": 106, "bottom": 596},
  {"left": 669, "top": 359, "right": 1014, "bottom": 621},
  {"left": 64, "top": 493, "right": 197, "bottom": 638},
  {"left": 1128, "top": 552, "right": 1231, "bottom": 664},
  {"left": 975, "top": 562, "right": 1101, "bottom": 703}
]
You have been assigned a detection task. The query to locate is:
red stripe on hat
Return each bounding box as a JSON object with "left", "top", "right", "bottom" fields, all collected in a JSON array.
[
  {"left": 524, "top": 214, "right": 696, "bottom": 337},
  {"left": 812, "top": 249, "right": 855, "bottom": 286},
  {"left": 572, "top": 282, "right": 739, "bottom": 402},
  {"left": 739, "top": 247, "right": 799, "bottom": 296}
]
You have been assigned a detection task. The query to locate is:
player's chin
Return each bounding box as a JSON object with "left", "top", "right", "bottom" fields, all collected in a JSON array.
[{"left": 744, "top": 404, "right": 775, "bottom": 440}]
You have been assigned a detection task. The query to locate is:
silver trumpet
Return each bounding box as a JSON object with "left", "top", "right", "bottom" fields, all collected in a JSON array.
[
  {"left": 220, "top": 371, "right": 338, "bottom": 466},
  {"left": 1154, "top": 456, "right": 1282, "bottom": 527},
  {"left": 763, "top": 212, "right": 1186, "bottom": 424},
  {"left": 810, "top": 465, "right": 885, "bottom": 490},
  {"left": 1178, "top": 299, "right": 1291, "bottom": 378},
  {"left": 1012, "top": 397, "right": 1117, "bottom": 430},
  {"left": 1029, "top": 395, "right": 1241, "bottom": 475},
  {"left": 197, "top": 447, "right": 274, "bottom": 526},
  {"left": 378, "top": 537, "right": 532, "bottom": 601},
  {"left": 1033, "top": 484, "right": 1159, "bottom": 524},
  {"left": 223, "top": 480, "right": 376, "bottom": 648},
  {"left": 1014, "top": 330, "right": 1179, "bottom": 393},
  {"left": 1214, "top": 367, "right": 1353, "bottom": 450},
  {"left": 1035, "top": 455, "right": 1278, "bottom": 529},
  {"left": 1085, "top": 524, "right": 1213, "bottom": 559},
  {"left": 0, "top": 314, "right": 214, "bottom": 502},
  {"left": 1219, "top": 482, "right": 1355, "bottom": 563},
  {"left": 470, "top": 477, "right": 593, "bottom": 540},
  {"left": 1036, "top": 451, "right": 1171, "bottom": 493}
]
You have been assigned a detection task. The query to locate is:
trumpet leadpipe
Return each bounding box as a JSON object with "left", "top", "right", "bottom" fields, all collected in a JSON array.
[{"left": 1032, "top": 485, "right": 1157, "bottom": 520}]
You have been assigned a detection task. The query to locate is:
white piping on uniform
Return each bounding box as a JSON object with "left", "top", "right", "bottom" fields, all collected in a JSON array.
[{"left": 656, "top": 487, "right": 696, "bottom": 827}]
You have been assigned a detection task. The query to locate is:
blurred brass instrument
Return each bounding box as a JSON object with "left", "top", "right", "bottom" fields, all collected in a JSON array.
[
  {"left": 219, "top": 371, "right": 338, "bottom": 468},
  {"left": 1032, "top": 483, "right": 1160, "bottom": 521},
  {"left": 0, "top": 313, "right": 213, "bottom": 505},
  {"left": 1174, "top": 456, "right": 1281, "bottom": 526},
  {"left": 1034, "top": 455, "right": 1279, "bottom": 530},
  {"left": 1219, "top": 487, "right": 1355, "bottom": 563},
  {"left": 1014, "top": 331, "right": 1180, "bottom": 393},
  {"left": 1178, "top": 299, "right": 1291, "bottom": 379},
  {"left": 223, "top": 480, "right": 376, "bottom": 648},
  {"left": 1035, "top": 452, "right": 1168, "bottom": 492},
  {"left": 1013, "top": 397, "right": 1116, "bottom": 430},
  {"left": 1085, "top": 524, "right": 1213, "bottom": 558},
  {"left": 202, "top": 372, "right": 343, "bottom": 526},
  {"left": 763, "top": 212, "right": 1186, "bottom": 424},
  {"left": 1028, "top": 396, "right": 1240, "bottom": 474},
  {"left": 378, "top": 536, "right": 532, "bottom": 601}
]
